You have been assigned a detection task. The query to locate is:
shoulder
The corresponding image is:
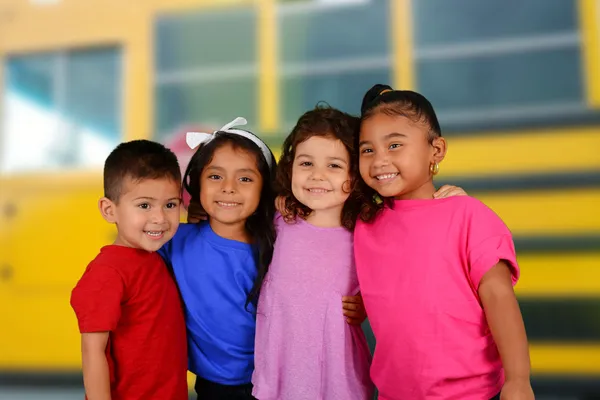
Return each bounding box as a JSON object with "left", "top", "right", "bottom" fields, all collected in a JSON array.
[
  {"left": 171, "top": 222, "right": 203, "bottom": 241},
  {"left": 453, "top": 196, "right": 506, "bottom": 224},
  {"left": 160, "top": 223, "right": 205, "bottom": 258},
  {"left": 436, "top": 196, "right": 503, "bottom": 223},
  {"left": 72, "top": 256, "right": 126, "bottom": 302},
  {"left": 87, "top": 249, "right": 129, "bottom": 278},
  {"left": 448, "top": 197, "right": 513, "bottom": 242}
]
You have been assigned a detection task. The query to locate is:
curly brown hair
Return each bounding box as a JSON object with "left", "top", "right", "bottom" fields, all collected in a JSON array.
[{"left": 276, "top": 104, "right": 373, "bottom": 230}]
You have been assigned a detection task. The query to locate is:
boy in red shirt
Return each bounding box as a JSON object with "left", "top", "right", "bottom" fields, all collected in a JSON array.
[{"left": 71, "top": 140, "right": 188, "bottom": 400}]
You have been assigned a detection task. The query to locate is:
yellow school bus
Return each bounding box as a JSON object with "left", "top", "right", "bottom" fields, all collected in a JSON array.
[{"left": 1, "top": 0, "right": 599, "bottom": 397}]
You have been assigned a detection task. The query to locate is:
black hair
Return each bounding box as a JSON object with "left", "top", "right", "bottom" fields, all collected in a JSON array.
[
  {"left": 360, "top": 84, "right": 442, "bottom": 142},
  {"left": 103, "top": 139, "right": 181, "bottom": 202},
  {"left": 183, "top": 131, "right": 277, "bottom": 310}
]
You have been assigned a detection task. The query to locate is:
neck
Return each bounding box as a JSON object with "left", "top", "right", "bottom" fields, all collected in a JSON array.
[
  {"left": 305, "top": 206, "right": 344, "bottom": 228},
  {"left": 209, "top": 219, "right": 252, "bottom": 243},
  {"left": 394, "top": 180, "right": 437, "bottom": 200}
]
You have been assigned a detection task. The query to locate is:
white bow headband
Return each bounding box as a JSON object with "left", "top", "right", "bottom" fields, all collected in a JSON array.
[{"left": 186, "top": 117, "right": 273, "bottom": 168}]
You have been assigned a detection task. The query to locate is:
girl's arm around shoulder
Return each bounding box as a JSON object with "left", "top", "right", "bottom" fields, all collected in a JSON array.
[
  {"left": 433, "top": 184, "right": 468, "bottom": 198},
  {"left": 479, "top": 262, "right": 534, "bottom": 400}
]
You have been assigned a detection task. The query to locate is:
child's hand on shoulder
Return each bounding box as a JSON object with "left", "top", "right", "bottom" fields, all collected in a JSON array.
[
  {"left": 433, "top": 185, "right": 467, "bottom": 199},
  {"left": 342, "top": 292, "right": 367, "bottom": 325},
  {"left": 187, "top": 201, "right": 207, "bottom": 223},
  {"left": 501, "top": 379, "right": 535, "bottom": 400}
]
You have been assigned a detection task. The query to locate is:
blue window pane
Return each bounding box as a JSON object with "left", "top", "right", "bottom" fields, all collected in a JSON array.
[
  {"left": 418, "top": 47, "right": 583, "bottom": 111},
  {"left": 282, "top": 68, "right": 391, "bottom": 125},
  {"left": 279, "top": 0, "right": 389, "bottom": 64},
  {"left": 6, "top": 54, "right": 56, "bottom": 109},
  {"left": 65, "top": 48, "right": 121, "bottom": 140},
  {"left": 155, "top": 7, "right": 256, "bottom": 74},
  {"left": 413, "top": 0, "right": 577, "bottom": 47},
  {"left": 2, "top": 48, "right": 121, "bottom": 173},
  {"left": 156, "top": 78, "right": 257, "bottom": 141}
]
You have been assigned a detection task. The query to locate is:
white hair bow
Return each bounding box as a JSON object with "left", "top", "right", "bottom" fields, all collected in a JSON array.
[{"left": 186, "top": 117, "right": 273, "bottom": 168}]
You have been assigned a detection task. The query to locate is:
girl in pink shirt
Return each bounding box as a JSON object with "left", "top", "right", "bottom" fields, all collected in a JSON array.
[{"left": 353, "top": 84, "right": 534, "bottom": 400}]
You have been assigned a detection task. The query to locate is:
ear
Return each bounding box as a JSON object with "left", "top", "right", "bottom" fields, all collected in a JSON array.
[
  {"left": 431, "top": 137, "right": 447, "bottom": 164},
  {"left": 98, "top": 197, "right": 118, "bottom": 224},
  {"left": 342, "top": 179, "right": 353, "bottom": 194}
]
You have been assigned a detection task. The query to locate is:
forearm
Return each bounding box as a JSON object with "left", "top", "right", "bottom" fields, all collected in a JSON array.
[
  {"left": 482, "top": 286, "right": 531, "bottom": 381},
  {"left": 83, "top": 352, "right": 111, "bottom": 400},
  {"left": 82, "top": 348, "right": 111, "bottom": 400}
]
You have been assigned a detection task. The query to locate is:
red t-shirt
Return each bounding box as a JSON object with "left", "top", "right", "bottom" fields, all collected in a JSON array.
[{"left": 71, "top": 245, "right": 188, "bottom": 400}]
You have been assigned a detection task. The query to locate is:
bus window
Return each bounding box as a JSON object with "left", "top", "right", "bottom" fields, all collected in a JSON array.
[
  {"left": 1, "top": 47, "right": 122, "bottom": 173},
  {"left": 411, "top": 0, "right": 600, "bottom": 132},
  {"left": 278, "top": 0, "right": 390, "bottom": 126},
  {"left": 154, "top": 6, "right": 258, "bottom": 141}
]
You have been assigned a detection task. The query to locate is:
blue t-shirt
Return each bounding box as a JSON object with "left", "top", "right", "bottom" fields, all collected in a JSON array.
[{"left": 159, "top": 222, "right": 258, "bottom": 385}]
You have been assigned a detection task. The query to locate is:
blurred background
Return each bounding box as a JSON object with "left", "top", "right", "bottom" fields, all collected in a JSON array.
[{"left": 0, "top": 0, "right": 599, "bottom": 398}]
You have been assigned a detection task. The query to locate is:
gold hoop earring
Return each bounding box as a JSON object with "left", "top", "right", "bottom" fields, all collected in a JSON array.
[{"left": 430, "top": 162, "right": 439, "bottom": 175}]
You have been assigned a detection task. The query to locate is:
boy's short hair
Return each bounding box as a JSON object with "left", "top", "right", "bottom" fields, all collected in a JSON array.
[{"left": 104, "top": 140, "right": 181, "bottom": 202}]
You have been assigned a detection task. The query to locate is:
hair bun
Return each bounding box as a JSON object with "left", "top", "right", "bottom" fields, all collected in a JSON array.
[{"left": 361, "top": 84, "right": 393, "bottom": 115}]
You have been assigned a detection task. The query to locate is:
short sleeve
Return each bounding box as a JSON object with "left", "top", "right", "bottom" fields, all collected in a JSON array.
[
  {"left": 70, "top": 264, "right": 125, "bottom": 333},
  {"left": 466, "top": 201, "right": 520, "bottom": 289}
]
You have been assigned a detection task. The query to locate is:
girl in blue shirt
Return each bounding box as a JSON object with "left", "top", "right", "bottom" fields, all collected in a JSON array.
[{"left": 159, "top": 118, "right": 277, "bottom": 400}]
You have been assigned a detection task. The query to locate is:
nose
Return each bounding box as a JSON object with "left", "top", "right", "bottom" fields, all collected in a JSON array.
[
  {"left": 151, "top": 207, "right": 167, "bottom": 224},
  {"left": 221, "top": 177, "right": 237, "bottom": 194},
  {"left": 372, "top": 151, "right": 390, "bottom": 169},
  {"left": 309, "top": 166, "right": 326, "bottom": 181}
]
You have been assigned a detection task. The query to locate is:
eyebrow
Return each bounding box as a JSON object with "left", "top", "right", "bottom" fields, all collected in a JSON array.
[
  {"left": 359, "top": 132, "right": 407, "bottom": 147},
  {"left": 205, "top": 165, "right": 259, "bottom": 175},
  {"left": 133, "top": 196, "right": 181, "bottom": 201},
  {"left": 328, "top": 157, "right": 348, "bottom": 164},
  {"left": 296, "top": 154, "right": 348, "bottom": 163}
]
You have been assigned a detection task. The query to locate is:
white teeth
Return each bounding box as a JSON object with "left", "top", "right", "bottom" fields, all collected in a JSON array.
[
  {"left": 217, "top": 202, "right": 239, "bottom": 207},
  {"left": 146, "top": 231, "right": 163, "bottom": 237},
  {"left": 376, "top": 173, "right": 398, "bottom": 180},
  {"left": 307, "top": 188, "right": 329, "bottom": 193}
]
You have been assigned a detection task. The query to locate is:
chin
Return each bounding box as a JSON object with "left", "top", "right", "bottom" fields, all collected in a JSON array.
[
  {"left": 301, "top": 199, "right": 330, "bottom": 211},
  {"left": 213, "top": 215, "right": 247, "bottom": 225},
  {"left": 141, "top": 242, "right": 164, "bottom": 252},
  {"left": 373, "top": 187, "right": 399, "bottom": 198}
]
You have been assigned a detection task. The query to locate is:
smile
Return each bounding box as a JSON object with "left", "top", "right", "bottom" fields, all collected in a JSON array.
[
  {"left": 216, "top": 201, "right": 241, "bottom": 207},
  {"left": 305, "top": 188, "right": 331, "bottom": 194},
  {"left": 145, "top": 231, "right": 165, "bottom": 240},
  {"left": 375, "top": 173, "right": 398, "bottom": 181}
]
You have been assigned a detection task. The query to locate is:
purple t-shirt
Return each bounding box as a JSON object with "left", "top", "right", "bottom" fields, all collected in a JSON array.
[{"left": 252, "top": 214, "right": 373, "bottom": 400}]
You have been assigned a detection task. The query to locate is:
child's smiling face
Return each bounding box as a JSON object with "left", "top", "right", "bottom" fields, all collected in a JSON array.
[
  {"left": 359, "top": 112, "right": 445, "bottom": 200},
  {"left": 110, "top": 176, "right": 182, "bottom": 252},
  {"left": 199, "top": 143, "right": 263, "bottom": 232},
  {"left": 291, "top": 135, "right": 352, "bottom": 218}
]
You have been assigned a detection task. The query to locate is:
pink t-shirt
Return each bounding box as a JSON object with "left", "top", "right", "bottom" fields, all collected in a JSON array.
[{"left": 354, "top": 196, "right": 519, "bottom": 400}]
